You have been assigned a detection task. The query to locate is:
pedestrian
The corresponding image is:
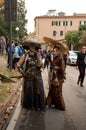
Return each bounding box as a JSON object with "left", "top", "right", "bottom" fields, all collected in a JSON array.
[
  {"left": 0, "top": 36, "right": 6, "bottom": 55},
  {"left": 46, "top": 45, "right": 66, "bottom": 111},
  {"left": 7, "top": 40, "right": 15, "bottom": 69},
  {"left": 16, "top": 40, "right": 45, "bottom": 111},
  {"left": 76, "top": 46, "right": 86, "bottom": 87},
  {"left": 13, "top": 42, "right": 23, "bottom": 70},
  {"left": 44, "top": 44, "right": 53, "bottom": 70}
]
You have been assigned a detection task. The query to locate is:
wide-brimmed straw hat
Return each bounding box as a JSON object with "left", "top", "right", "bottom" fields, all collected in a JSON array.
[{"left": 43, "top": 37, "right": 69, "bottom": 54}]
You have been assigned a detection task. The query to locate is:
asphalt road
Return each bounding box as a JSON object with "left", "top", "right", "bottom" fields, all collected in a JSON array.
[{"left": 6, "top": 66, "right": 86, "bottom": 130}]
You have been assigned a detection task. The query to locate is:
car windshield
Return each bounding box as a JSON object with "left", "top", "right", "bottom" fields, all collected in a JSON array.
[
  {"left": 74, "top": 51, "right": 80, "bottom": 55},
  {"left": 70, "top": 53, "right": 77, "bottom": 56}
]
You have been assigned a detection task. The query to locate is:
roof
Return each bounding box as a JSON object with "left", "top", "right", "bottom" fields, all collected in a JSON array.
[{"left": 34, "top": 14, "right": 86, "bottom": 20}]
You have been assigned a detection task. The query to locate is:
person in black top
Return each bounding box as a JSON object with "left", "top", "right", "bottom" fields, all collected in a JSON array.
[
  {"left": 76, "top": 46, "right": 86, "bottom": 87},
  {"left": 16, "top": 44, "right": 45, "bottom": 111},
  {"left": 44, "top": 45, "right": 53, "bottom": 69}
]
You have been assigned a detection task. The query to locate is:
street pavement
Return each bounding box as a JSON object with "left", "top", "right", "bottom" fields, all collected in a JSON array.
[{"left": 6, "top": 66, "right": 86, "bottom": 130}]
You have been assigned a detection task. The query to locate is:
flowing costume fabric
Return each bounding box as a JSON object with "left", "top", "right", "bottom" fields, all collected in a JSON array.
[
  {"left": 46, "top": 54, "right": 66, "bottom": 110},
  {"left": 22, "top": 52, "right": 45, "bottom": 110}
]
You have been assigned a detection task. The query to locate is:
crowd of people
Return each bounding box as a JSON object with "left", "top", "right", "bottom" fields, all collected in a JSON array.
[{"left": 0, "top": 36, "right": 23, "bottom": 71}]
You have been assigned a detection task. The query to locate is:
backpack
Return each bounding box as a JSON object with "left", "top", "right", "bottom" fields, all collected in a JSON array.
[{"left": 17, "top": 46, "right": 23, "bottom": 56}]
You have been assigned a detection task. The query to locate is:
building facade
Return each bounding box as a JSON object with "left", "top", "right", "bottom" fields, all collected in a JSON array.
[{"left": 34, "top": 12, "right": 86, "bottom": 43}]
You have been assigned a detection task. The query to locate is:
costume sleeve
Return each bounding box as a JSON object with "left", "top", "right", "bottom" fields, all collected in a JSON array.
[{"left": 37, "top": 53, "right": 42, "bottom": 64}]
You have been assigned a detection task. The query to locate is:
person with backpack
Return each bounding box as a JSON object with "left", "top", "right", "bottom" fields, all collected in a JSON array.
[{"left": 13, "top": 42, "right": 23, "bottom": 70}]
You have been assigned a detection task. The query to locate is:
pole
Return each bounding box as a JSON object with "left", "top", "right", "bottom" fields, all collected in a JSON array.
[{"left": 9, "top": 0, "right": 12, "bottom": 71}]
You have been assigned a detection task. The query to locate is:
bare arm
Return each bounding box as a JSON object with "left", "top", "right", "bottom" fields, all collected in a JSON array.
[{"left": 16, "top": 54, "right": 25, "bottom": 67}]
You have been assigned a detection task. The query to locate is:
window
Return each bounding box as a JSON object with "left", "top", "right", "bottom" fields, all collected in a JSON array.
[
  {"left": 63, "top": 21, "right": 65, "bottom": 26},
  {"left": 84, "top": 21, "right": 86, "bottom": 24},
  {"left": 59, "top": 21, "right": 61, "bottom": 26},
  {"left": 60, "top": 31, "right": 63, "bottom": 36},
  {"left": 66, "top": 21, "right": 68, "bottom": 26},
  {"left": 53, "top": 31, "right": 57, "bottom": 36},
  {"left": 79, "top": 21, "right": 84, "bottom": 25},
  {"left": 79, "top": 21, "right": 81, "bottom": 25},
  {"left": 51, "top": 20, "right": 72, "bottom": 26},
  {"left": 51, "top": 21, "right": 58, "bottom": 26},
  {"left": 60, "top": 21, "right": 63, "bottom": 26},
  {"left": 51, "top": 21, "right": 56, "bottom": 26},
  {"left": 68, "top": 21, "right": 71, "bottom": 26},
  {"left": 70, "top": 21, "right": 72, "bottom": 26},
  {"left": 56, "top": 21, "right": 58, "bottom": 26}
]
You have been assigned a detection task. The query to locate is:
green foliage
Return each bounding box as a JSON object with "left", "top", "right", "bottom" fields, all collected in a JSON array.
[
  {"left": 0, "top": 0, "right": 28, "bottom": 42},
  {"left": 65, "top": 24, "right": 86, "bottom": 49},
  {"left": 0, "top": 2, "right": 9, "bottom": 37},
  {"left": 78, "top": 24, "right": 86, "bottom": 45},
  {"left": 0, "top": 18, "right": 9, "bottom": 37},
  {"left": 78, "top": 24, "right": 86, "bottom": 31},
  {"left": 12, "top": 0, "right": 28, "bottom": 42},
  {"left": 65, "top": 31, "right": 79, "bottom": 48}
]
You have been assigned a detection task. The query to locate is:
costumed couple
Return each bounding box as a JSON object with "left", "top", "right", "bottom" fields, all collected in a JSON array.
[{"left": 16, "top": 40, "right": 66, "bottom": 111}]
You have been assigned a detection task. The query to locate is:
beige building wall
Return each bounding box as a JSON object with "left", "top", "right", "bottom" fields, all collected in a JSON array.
[{"left": 34, "top": 13, "right": 86, "bottom": 42}]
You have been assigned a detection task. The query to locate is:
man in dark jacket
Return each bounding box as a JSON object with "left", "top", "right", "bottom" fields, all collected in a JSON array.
[{"left": 76, "top": 46, "right": 86, "bottom": 87}]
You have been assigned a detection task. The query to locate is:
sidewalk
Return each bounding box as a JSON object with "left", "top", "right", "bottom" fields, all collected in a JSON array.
[
  {"left": 6, "top": 68, "right": 49, "bottom": 130},
  {"left": 0, "top": 55, "right": 7, "bottom": 69}
]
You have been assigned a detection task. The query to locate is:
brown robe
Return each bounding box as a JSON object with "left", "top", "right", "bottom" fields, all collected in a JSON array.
[{"left": 46, "top": 53, "right": 66, "bottom": 110}]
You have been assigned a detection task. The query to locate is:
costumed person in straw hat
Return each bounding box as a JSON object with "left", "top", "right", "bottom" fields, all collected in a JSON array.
[
  {"left": 46, "top": 45, "right": 66, "bottom": 110},
  {"left": 16, "top": 40, "right": 45, "bottom": 111}
]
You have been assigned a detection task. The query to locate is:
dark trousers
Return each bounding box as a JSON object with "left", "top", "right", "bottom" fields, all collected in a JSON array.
[
  {"left": 78, "top": 66, "right": 85, "bottom": 85},
  {"left": 13, "top": 58, "right": 20, "bottom": 69}
]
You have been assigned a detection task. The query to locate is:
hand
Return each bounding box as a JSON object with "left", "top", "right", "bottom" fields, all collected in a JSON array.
[
  {"left": 15, "top": 67, "right": 18, "bottom": 72},
  {"left": 54, "top": 66, "right": 59, "bottom": 70},
  {"left": 29, "top": 61, "right": 35, "bottom": 65},
  {"left": 76, "top": 66, "right": 78, "bottom": 69}
]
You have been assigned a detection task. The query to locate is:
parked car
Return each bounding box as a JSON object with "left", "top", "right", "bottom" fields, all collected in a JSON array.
[
  {"left": 73, "top": 51, "right": 80, "bottom": 56},
  {"left": 67, "top": 51, "right": 79, "bottom": 65}
]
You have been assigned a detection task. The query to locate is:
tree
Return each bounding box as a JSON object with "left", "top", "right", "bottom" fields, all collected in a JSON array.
[
  {"left": 81, "top": 32, "right": 86, "bottom": 45},
  {"left": 0, "top": 0, "right": 28, "bottom": 42},
  {"left": 79, "top": 24, "right": 86, "bottom": 32},
  {"left": 78, "top": 24, "right": 86, "bottom": 46},
  {"left": 65, "top": 31, "right": 79, "bottom": 50},
  {"left": 12, "top": 0, "right": 28, "bottom": 42},
  {"left": 0, "top": 1, "right": 9, "bottom": 37},
  {"left": 0, "top": 18, "right": 9, "bottom": 37}
]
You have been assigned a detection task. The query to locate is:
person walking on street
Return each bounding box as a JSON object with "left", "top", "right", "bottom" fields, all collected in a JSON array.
[
  {"left": 16, "top": 40, "right": 45, "bottom": 111},
  {"left": 44, "top": 44, "right": 53, "bottom": 70},
  {"left": 76, "top": 46, "right": 86, "bottom": 87},
  {"left": 46, "top": 45, "right": 66, "bottom": 111}
]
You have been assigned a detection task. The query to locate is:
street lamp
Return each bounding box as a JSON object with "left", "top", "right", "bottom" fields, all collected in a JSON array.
[{"left": 15, "top": 27, "right": 19, "bottom": 42}]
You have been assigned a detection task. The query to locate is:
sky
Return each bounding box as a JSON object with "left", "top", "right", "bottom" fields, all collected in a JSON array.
[{"left": 25, "top": 0, "right": 86, "bottom": 33}]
